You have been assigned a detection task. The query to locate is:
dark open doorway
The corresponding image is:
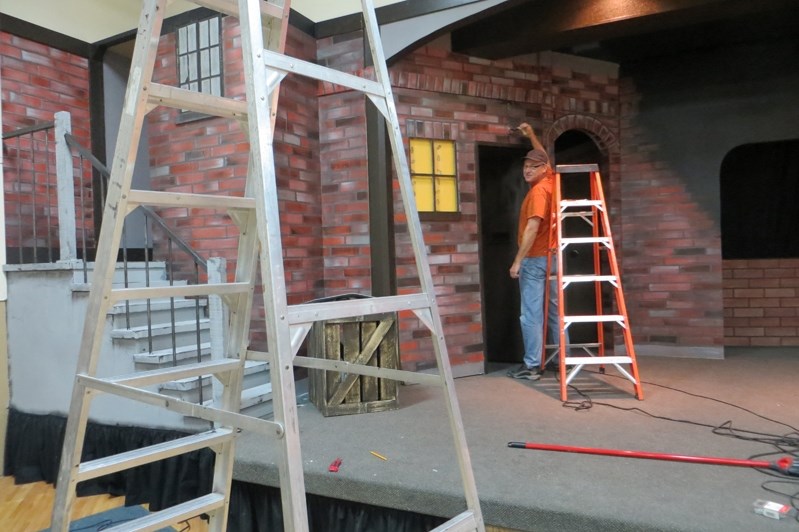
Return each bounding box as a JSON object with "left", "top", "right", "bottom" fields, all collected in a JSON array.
[
  {"left": 478, "top": 145, "right": 528, "bottom": 364},
  {"left": 478, "top": 132, "right": 610, "bottom": 367}
]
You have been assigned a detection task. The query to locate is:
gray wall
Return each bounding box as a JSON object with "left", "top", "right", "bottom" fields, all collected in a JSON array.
[
  {"left": 625, "top": 37, "right": 799, "bottom": 224},
  {"left": 104, "top": 50, "right": 151, "bottom": 249}
]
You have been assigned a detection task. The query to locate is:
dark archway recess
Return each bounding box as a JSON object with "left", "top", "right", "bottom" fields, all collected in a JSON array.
[
  {"left": 720, "top": 140, "right": 799, "bottom": 260},
  {"left": 553, "top": 130, "right": 612, "bottom": 348},
  {"left": 477, "top": 132, "right": 612, "bottom": 366}
]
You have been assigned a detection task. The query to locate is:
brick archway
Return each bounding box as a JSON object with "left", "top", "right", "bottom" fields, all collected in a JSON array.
[{"left": 545, "top": 114, "right": 618, "bottom": 157}]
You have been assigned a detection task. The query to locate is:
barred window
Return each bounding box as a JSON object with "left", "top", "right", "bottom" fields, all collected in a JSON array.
[
  {"left": 409, "top": 138, "right": 458, "bottom": 213},
  {"left": 177, "top": 16, "right": 223, "bottom": 98}
]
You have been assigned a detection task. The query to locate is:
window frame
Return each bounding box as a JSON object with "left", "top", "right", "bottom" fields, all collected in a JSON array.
[
  {"left": 409, "top": 137, "right": 460, "bottom": 219},
  {"left": 175, "top": 14, "right": 224, "bottom": 123}
]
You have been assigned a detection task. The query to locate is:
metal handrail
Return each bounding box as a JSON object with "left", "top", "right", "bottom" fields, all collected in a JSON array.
[
  {"left": 64, "top": 133, "right": 208, "bottom": 270},
  {"left": 2, "top": 121, "right": 55, "bottom": 139}
]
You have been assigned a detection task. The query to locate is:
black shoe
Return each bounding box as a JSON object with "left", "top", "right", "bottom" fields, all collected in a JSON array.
[
  {"left": 507, "top": 364, "right": 541, "bottom": 381},
  {"left": 543, "top": 363, "right": 560, "bottom": 373}
]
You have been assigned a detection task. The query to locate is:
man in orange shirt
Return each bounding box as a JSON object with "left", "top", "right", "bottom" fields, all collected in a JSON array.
[{"left": 508, "top": 123, "right": 565, "bottom": 380}]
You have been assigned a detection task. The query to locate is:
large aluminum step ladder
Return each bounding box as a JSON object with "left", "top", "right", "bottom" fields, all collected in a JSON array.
[
  {"left": 545, "top": 164, "right": 644, "bottom": 402},
  {"left": 50, "top": 0, "right": 484, "bottom": 530}
]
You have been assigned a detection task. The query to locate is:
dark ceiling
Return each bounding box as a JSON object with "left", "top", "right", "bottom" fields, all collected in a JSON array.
[{"left": 450, "top": 0, "right": 799, "bottom": 64}]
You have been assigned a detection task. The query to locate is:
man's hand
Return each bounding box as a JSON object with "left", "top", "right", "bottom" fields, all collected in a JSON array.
[
  {"left": 510, "top": 260, "right": 521, "bottom": 279},
  {"left": 516, "top": 122, "right": 546, "bottom": 154}
]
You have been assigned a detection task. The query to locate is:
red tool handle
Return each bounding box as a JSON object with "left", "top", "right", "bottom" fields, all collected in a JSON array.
[{"left": 508, "top": 441, "right": 798, "bottom": 476}]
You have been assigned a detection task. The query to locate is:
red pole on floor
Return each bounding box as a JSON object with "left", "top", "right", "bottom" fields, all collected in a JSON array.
[{"left": 508, "top": 441, "right": 799, "bottom": 476}]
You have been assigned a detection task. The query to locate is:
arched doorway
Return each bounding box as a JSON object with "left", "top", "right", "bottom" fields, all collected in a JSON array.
[
  {"left": 553, "top": 130, "right": 612, "bottom": 348},
  {"left": 477, "top": 130, "right": 612, "bottom": 368}
]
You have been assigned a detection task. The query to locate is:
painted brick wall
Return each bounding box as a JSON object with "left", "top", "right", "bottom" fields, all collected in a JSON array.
[
  {"left": 0, "top": 33, "right": 92, "bottom": 260},
  {"left": 317, "top": 34, "right": 622, "bottom": 371},
  {"left": 619, "top": 77, "right": 724, "bottom": 357},
  {"left": 723, "top": 259, "right": 799, "bottom": 346},
  {"left": 148, "top": 19, "right": 321, "bottom": 349}
]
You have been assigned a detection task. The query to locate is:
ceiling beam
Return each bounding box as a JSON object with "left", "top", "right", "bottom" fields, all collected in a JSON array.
[{"left": 451, "top": 0, "right": 795, "bottom": 59}]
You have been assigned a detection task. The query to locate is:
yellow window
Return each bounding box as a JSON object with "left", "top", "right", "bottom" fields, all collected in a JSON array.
[{"left": 410, "top": 138, "right": 458, "bottom": 213}]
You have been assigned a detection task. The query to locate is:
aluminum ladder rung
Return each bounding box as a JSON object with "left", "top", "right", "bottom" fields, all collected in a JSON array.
[
  {"left": 561, "top": 199, "right": 603, "bottom": 208},
  {"left": 76, "top": 375, "right": 282, "bottom": 438},
  {"left": 564, "top": 355, "right": 633, "bottom": 366},
  {"left": 561, "top": 210, "right": 596, "bottom": 218},
  {"left": 109, "top": 282, "right": 250, "bottom": 303},
  {"left": 126, "top": 189, "right": 256, "bottom": 211},
  {"left": 564, "top": 314, "right": 625, "bottom": 324},
  {"left": 190, "top": 0, "right": 284, "bottom": 21},
  {"left": 109, "top": 359, "right": 242, "bottom": 388},
  {"left": 103, "top": 492, "right": 226, "bottom": 532},
  {"left": 148, "top": 82, "right": 248, "bottom": 120},
  {"left": 262, "top": 49, "right": 386, "bottom": 99},
  {"left": 430, "top": 510, "right": 479, "bottom": 532},
  {"left": 293, "top": 355, "right": 443, "bottom": 387},
  {"left": 562, "top": 274, "right": 617, "bottom": 287},
  {"left": 77, "top": 428, "right": 236, "bottom": 482},
  {"left": 287, "top": 293, "right": 431, "bottom": 325},
  {"left": 561, "top": 236, "right": 610, "bottom": 246}
]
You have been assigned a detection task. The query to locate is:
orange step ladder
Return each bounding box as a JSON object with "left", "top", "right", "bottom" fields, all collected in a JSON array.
[{"left": 545, "top": 164, "right": 643, "bottom": 401}]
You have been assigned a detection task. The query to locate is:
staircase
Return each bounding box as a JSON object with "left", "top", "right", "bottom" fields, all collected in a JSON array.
[{"left": 76, "top": 261, "right": 273, "bottom": 421}]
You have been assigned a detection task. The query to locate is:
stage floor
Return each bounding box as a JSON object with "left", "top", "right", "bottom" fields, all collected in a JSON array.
[{"left": 232, "top": 347, "right": 798, "bottom": 531}]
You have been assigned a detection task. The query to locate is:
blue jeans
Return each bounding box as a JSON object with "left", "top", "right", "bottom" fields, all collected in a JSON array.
[{"left": 519, "top": 256, "right": 565, "bottom": 368}]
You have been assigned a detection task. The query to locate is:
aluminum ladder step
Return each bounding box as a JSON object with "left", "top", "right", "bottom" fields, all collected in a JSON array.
[
  {"left": 109, "top": 282, "right": 250, "bottom": 303},
  {"left": 561, "top": 199, "right": 603, "bottom": 209},
  {"left": 564, "top": 314, "right": 625, "bottom": 324},
  {"left": 561, "top": 274, "right": 618, "bottom": 287},
  {"left": 560, "top": 236, "right": 611, "bottom": 246},
  {"left": 103, "top": 493, "right": 226, "bottom": 532},
  {"left": 77, "top": 428, "right": 236, "bottom": 482},
  {"left": 126, "top": 189, "right": 255, "bottom": 211},
  {"left": 430, "top": 510, "right": 479, "bottom": 531}
]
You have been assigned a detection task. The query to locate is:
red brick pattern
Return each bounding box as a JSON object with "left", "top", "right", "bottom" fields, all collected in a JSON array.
[
  {"left": 146, "top": 21, "right": 321, "bottom": 349},
  {"left": 618, "top": 77, "right": 724, "bottom": 352},
  {"left": 317, "top": 38, "right": 622, "bottom": 370},
  {"left": 723, "top": 259, "right": 799, "bottom": 346},
  {"left": 8, "top": 19, "right": 770, "bottom": 367},
  {"left": 1, "top": 33, "right": 92, "bottom": 257}
]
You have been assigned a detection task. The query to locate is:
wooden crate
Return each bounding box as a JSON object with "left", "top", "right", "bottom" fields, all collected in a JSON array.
[{"left": 308, "top": 312, "right": 399, "bottom": 416}]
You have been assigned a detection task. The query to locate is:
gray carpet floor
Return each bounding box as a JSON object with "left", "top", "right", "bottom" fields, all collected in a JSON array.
[{"left": 233, "top": 347, "right": 799, "bottom": 531}]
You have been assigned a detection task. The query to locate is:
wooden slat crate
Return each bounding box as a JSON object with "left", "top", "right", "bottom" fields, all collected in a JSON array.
[{"left": 308, "top": 312, "right": 399, "bottom": 416}]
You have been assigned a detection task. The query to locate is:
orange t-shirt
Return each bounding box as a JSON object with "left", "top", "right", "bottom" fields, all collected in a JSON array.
[{"left": 517, "top": 172, "right": 553, "bottom": 258}]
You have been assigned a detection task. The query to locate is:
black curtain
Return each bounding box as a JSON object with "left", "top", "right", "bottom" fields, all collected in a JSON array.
[
  {"left": 4, "top": 409, "right": 446, "bottom": 531},
  {"left": 721, "top": 140, "right": 799, "bottom": 259}
]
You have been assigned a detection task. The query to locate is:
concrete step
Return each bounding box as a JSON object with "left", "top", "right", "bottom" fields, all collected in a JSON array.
[
  {"left": 73, "top": 261, "right": 168, "bottom": 286},
  {"left": 133, "top": 342, "right": 213, "bottom": 368},
  {"left": 240, "top": 383, "right": 274, "bottom": 419},
  {"left": 159, "top": 361, "right": 269, "bottom": 393},
  {"left": 109, "top": 298, "right": 207, "bottom": 328},
  {"left": 158, "top": 361, "right": 272, "bottom": 417},
  {"left": 110, "top": 319, "right": 211, "bottom": 352}
]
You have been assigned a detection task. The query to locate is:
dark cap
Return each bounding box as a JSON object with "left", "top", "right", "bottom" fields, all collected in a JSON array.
[{"left": 523, "top": 149, "right": 548, "bottom": 164}]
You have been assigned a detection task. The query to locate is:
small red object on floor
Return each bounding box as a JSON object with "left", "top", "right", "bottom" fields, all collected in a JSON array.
[{"left": 328, "top": 458, "right": 342, "bottom": 472}]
